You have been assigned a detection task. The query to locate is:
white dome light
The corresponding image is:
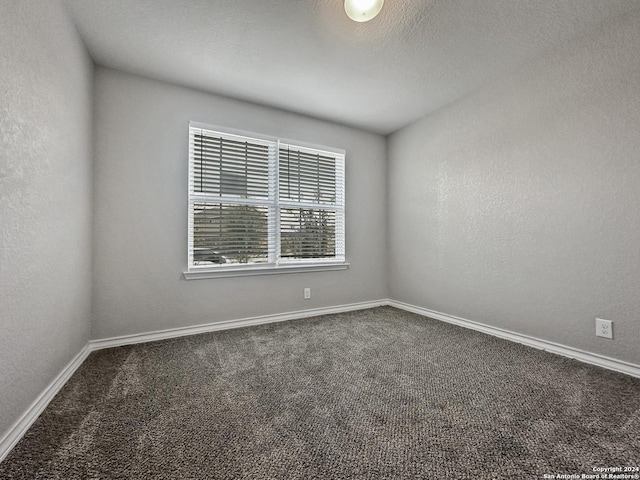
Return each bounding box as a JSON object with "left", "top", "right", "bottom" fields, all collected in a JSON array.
[{"left": 344, "top": 0, "right": 384, "bottom": 22}]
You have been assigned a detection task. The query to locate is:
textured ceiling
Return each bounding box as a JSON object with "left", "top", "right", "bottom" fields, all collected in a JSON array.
[{"left": 62, "top": 0, "right": 639, "bottom": 134}]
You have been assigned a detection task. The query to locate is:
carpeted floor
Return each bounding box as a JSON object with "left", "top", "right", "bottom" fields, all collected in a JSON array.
[{"left": 1, "top": 307, "right": 639, "bottom": 479}]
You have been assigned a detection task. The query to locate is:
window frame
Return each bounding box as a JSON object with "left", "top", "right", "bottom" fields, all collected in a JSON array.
[{"left": 184, "top": 122, "right": 348, "bottom": 280}]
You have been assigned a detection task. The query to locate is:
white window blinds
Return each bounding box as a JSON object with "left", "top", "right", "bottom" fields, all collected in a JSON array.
[
  {"left": 188, "top": 124, "right": 345, "bottom": 271},
  {"left": 193, "top": 132, "right": 271, "bottom": 199},
  {"left": 278, "top": 144, "right": 345, "bottom": 261}
]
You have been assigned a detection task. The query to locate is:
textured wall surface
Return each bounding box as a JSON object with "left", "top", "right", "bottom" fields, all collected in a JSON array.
[
  {"left": 388, "top": 10, "right": 640, "bottom": 365},
  {"left": 92, "top": 68, "right": 387, "bottom": 339},
  {"left": 0, "top": 1, "right": 93, "bottom": 437}
]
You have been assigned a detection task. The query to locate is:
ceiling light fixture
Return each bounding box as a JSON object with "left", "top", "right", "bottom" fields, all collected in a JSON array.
[{"left": 344, "top": 0, "right": 384, "bottom": 22}]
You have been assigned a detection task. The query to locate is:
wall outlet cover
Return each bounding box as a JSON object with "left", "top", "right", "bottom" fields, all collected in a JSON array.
[{"left": 595, "top": 318, "right": 613, "bottom": 339}]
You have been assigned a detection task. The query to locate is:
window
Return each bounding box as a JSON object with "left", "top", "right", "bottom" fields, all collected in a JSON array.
[{"left": 185, "top": 123, "right": 346, "bottom": 279}]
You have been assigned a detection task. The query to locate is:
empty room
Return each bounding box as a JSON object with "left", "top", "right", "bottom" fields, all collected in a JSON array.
[{"left": 1, "top": 0, "right": 639, "bottom": 478}]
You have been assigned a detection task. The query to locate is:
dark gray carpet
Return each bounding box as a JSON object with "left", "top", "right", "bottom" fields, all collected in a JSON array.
[{"left": 1, "top": 307, "right": 639, "bottom": 479}]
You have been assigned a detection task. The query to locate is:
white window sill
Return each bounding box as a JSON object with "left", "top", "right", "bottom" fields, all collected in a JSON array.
[{"left": 183, "top": 262, "right": 350, "bottom": 280}]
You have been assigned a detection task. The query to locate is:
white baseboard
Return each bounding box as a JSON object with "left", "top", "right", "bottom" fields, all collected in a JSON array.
[
  {"left": 89, "top": 299, "right": 388, "bottom": 351},
  {"left": 0, "top": 344, "right": 92, "bottom": 463},
  {"left": 388, "top": 299, "right": 640, "bottom": 379}
]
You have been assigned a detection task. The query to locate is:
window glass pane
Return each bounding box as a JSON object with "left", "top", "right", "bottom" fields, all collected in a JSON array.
[
  {"left": 279, "top": 147, "right": 336, "bottom": 204},
  {"left": 280, "top": 208, "right": 336, "bottom": 259},
  {"left": 193, "top": 202, "right": 269, "bottom": 264},
  {"left": 193, "top": 132, "right": 270, "bottom": 199}
]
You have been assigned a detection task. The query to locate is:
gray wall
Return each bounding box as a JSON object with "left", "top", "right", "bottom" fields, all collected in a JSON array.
[
  {"left": 0, "top": 0, "right": 93, "bottom": 436},
  {"left": 92, "top": 68, "right": 387, "bottom": 339},
  {"left": 388, "top": 11, "right": 640, "bottom": 365}
]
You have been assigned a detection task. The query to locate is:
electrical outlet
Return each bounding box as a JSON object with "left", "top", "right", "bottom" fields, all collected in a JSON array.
[
  {"left": 595, "top": 318, "right": 613, "bottom": 339},
  {"left": 304, "top": 287, "right": 311, "bottom": 300}
]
